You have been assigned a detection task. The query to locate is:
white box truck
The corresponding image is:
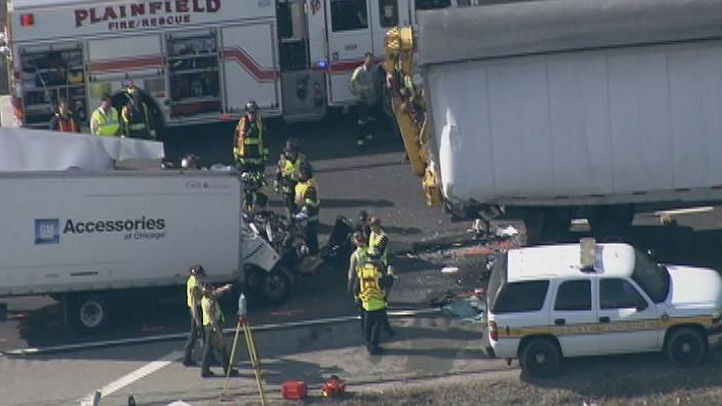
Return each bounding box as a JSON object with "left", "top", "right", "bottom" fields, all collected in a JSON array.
[
  {"left": 0, "top": 170, "right": 288, "bottom": 331},
  {"left": 392, "top": 0, "right": 722, "bottom": 239}
]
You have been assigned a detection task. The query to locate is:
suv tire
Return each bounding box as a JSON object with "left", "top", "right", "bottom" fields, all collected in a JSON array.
[
  {"left": 520, "top": 338, "right": 561, "bottom": 378},
  {"left": 666, "top": 327, "right": 707, "bottom": 367}
]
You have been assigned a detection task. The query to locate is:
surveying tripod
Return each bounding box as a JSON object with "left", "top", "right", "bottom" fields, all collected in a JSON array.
[{"left": 219, "top": 294, "right": 267, "bottom": 406}]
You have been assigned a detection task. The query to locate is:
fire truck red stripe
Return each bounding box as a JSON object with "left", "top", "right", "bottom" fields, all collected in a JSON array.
[
  {"left": 222, "top": 47, "right": 277, "bottom": 82},
  {"left": 91, "top": 56, "right": 163, "bottom": 73}
]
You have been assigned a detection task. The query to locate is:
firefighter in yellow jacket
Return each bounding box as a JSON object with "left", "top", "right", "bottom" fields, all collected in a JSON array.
[
  {"left": 233, "top": 100, "right": 268, "bottom": 173},
  {"left": 353, "top": 247, "right": 392, "bottom": 355},
  {"left": 121, "top": 85, "right": 156, "bottom": 139},
  {"left": 293, "top": 163, "right": 320, "bottom": 255}
]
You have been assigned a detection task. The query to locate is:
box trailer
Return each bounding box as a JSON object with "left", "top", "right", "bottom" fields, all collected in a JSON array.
[
  {"left": 388, "top": 0, "right": 722, "bottom": 239},
  {"left": 0, "top": 170, "right": 287, "bottom": 330}
]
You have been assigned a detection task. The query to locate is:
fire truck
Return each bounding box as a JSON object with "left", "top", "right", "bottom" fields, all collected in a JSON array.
[{"left": 6, "top": 0, "right": 460, "bottom": 130}]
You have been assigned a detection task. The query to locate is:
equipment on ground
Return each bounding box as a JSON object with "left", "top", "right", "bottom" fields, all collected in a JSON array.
[
  {"left": 220, "top": 293, "right": 267, "bottom": 406},
  {"left": 281, "top": 380, "right": 308, "bottom": 401},
  {"left": 386, "top": 0, "right": 722, "bottom": 241},
  {"left": 321, "top": 375, "right": 346, "bottom": 398}
]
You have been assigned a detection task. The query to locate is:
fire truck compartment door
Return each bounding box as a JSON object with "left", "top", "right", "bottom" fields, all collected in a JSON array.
[
  {"left": 87, "top": 34, "right": 164, "bottom": 81},
  {"left": 222, "top": 23, "right": 280, "bottom": 114},
  {"left": 324, "top": 0, "right": 374, "bottom": 105},
  {"left": 86, "top": 34, "right": 164, "bottom": 109}
]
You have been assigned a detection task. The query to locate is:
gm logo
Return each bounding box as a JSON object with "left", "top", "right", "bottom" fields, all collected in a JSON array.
[{"left": 35, "top": 219, "right": 60, "bottom": 245}]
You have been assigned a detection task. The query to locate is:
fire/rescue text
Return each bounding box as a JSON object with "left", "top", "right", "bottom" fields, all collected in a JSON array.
[{"left": 74, "top": 0, "right": 221, "bottom": 29}]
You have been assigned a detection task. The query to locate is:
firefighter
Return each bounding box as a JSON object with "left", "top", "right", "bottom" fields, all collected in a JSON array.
[
  {"left": 90, "top": 94, "right": 120, "bottom": 136},
  {"left": 353, "top": 247, "right": 392, "bottom": 355},
  {"left": 48, "top": 98, "right": 79, "bottom": 133},
  {"left": 293, "top": 163, "right": 320, "bottom": 255},
  {"left": 200, "top": 282, "right": 239, "bottom": 378},
  {"left": 349, "top": 52, "right": 383, "bottom": 147},
  {"left": 233, "top": 100, "right": 268, "bottom": 173},
  {"left": 368, "top": 216, "right": 394, "bottom": 336},
  {"left": 346, "top": 231, "right": 368, "bottom": 293},
  {"left": 368, "top": 217, "right": 389, "bottom": 267},
  {"left": 275, "top": 137, "right": 306, "bottom": 215},
  {"left": 121, "top": 85, "right": 156, "bottom": 139},
  {"left": 183, "top": 264, "right": 206, "bottom": 367}
]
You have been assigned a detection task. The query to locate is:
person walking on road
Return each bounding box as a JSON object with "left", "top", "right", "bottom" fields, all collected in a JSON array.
[
  {"left": 183, "top": 264, "right": 206, "bottom": 367},
  {"left": 121, "top": 85, "right": 156, "bottom": 139},
  {"left": 49, "top": 98, "right": 79, "bottom": 133},
  {"left": 275, "top": 137, "right": 307, "bottom": 215},
  {"left": 353, "top": 247, "right": 393, "bottom": 355},
  {"left": 233, "top": 100, "right": 268, "bottom": 173},
  {"left": 90, "top": 94, "right": 120, "bottom": 136},
  {"left": 200, "top": 282, "right": 239, "bottom": 378},
  {"left": 349, "top": 52, "right": 383, "bottom": 147}
]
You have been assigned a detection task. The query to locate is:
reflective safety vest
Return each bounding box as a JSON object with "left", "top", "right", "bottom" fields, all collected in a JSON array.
[
  {"left": 369, "top": 229, "right": 389, "bottom": 265},
  {"left": 295, "top": 178, "right": 320, "bottom": 220},
  {"left": 186, "top": 275, "right": 199, "bottom": 308},
  {"left": 122, "top": 103, "right": 152, "bottom": 139},
  {"left": 278, "top": 153, "right": 306, "bottom": 192},
  {"left": 201, "top": 295, "right": 224, "bottom": 326},
  {"left": 91, "top": 107, "right": 119, "bottom": 136},
  {"left": 234, "top": 115, "right": 266, "bottom": 164},
  {"left": 357, "top": 260, "right": 387, "bottom": 311}
]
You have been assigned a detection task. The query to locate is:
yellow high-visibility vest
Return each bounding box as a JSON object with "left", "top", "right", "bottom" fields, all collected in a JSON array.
[
  {"left": 201, "top": 296, "right": 224, "bottom": 326},
  {"left": 357, "top": 261, "right": 386, "bottom": 311},
  {"left": 91, "top": 107, "right": 119, "bottom": 136},
  {"left": 186, "top": 275, "right": 199, "bottom": 308}
]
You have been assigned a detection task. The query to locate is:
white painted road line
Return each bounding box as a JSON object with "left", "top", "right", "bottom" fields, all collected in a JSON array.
[
  {"left": 79, "top": 350, "right": 183, "bottom": 404},
  {"left": 2, "top": 308, "right": 441, "bottom": 356},
  {"left": 655, "top": 206, "right": 715, "bottom": 216}
]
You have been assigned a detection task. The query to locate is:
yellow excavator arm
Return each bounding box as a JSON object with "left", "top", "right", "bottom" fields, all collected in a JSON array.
[{"left": 384, "top": 26, "right": 441, "bottom": 206}]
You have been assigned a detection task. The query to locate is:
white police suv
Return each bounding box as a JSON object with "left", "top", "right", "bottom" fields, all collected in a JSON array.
[{"left": 486, "top": 242, "right": 722, "bottom": 378}]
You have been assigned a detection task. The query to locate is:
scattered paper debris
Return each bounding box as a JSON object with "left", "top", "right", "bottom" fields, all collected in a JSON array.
[{"left": 441, "top": 266, "right": 459, "bottom": 274}]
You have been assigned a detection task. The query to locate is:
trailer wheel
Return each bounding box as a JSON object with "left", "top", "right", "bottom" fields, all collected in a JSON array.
[
  {"left": 260, "top": 266, "right": 291, "bottom": 305},
  {"left": 72, "top": 295, "right": 110, "bottom": 332}
]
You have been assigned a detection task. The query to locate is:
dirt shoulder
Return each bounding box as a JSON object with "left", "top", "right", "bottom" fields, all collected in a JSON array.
[{"left": 306, "top": 350, "right": 722, "bottom": 406}]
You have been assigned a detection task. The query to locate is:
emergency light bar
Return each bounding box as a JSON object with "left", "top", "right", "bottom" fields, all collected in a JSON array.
[{"left": 20, "top": 14, "right": 34, "bottom": 27}]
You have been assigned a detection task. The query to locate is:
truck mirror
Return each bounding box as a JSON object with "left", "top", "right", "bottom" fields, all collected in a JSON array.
[
  {"left": 0, "top": 302, "right": 6, "bottom": 321},
  {"left": 636, "top": 301, "right": 648, "bottom": 312}
]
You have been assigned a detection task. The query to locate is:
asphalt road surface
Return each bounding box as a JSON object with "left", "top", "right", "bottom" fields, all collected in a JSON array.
[{"left": 0, "top": 117, "right": 720, "bottom": 406}]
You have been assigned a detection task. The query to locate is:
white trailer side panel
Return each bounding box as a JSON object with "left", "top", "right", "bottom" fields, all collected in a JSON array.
[
  {"left": 0, "top": 172, "right": 242, "bottom": 296},
  {"left": 427, "top": 40, "right": 722, "bottom": 205}
]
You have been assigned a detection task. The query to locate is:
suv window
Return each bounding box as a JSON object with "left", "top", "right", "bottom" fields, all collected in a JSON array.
[
  {"left": 492, "top": 280, "right": 549, "bottom": 314},
  {"left": 554, "top": 280, "right": 591, "bottom": 311},
  {"left": 600, "top": 279, "right": 647, "bottom": 309}
]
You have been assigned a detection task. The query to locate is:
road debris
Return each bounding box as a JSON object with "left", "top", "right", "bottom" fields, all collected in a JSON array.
[
  {"left": 441, "top": 293, "right": 486, "bottom": 324},
  {"left": 440, "top": 266, "right": 459, "bottom": 274}
]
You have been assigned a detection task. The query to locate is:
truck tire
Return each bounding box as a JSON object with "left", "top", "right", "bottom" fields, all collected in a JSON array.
[
  {"left": 666, "top": 327, "right": 707, "bottom": 367},
  {"left": 72, "top": 294, "right": 110, "bottom": 332},
  {"left": 260, "top": 266, "right": 291, "bottom": 305},
  {"left": 520, "top": 338, "right": 561, "bottom": 378}
]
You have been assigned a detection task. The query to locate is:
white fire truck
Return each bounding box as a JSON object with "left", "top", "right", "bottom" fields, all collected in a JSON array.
[{"left": 6, "top": 0, "right": 460, "bottom": 129}]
